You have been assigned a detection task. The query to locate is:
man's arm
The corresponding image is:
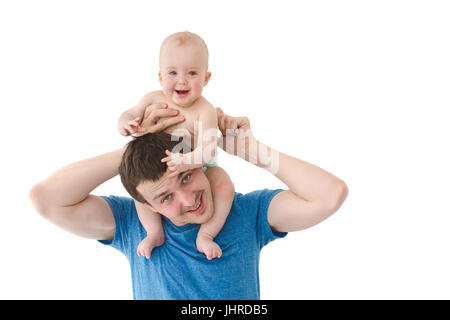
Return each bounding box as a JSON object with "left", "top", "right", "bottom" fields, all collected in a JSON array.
[
  {"left": 263, "top": 148, "right": 348, "bottom": 233},
  {"left": 29, "top": 149, "right": 122, "bottom": 240},
  {"left": 30, "top": 103, "right": 185, "bottom": 240},
  {"left": 216, "top": 108, "right": 348, "bottom": 233}
]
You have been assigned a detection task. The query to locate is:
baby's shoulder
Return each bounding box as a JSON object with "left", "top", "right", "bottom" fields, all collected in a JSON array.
[
  {"left": 138, "top": 91, "right": 174, "bottom": 111},
  {"left": 141, "top": 90, "right": 165, "bottom": 102},
  {"left": 195, "top": 95, "right": 214, "bottom": 108},
  {"left": 192, "top": 95, "right": 216, "bottom": 115}
]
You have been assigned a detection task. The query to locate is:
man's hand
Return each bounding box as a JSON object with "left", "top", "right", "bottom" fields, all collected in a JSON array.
[
  {"left": 216, "top": 107, "right": 257, "bottom": 163},
  {"left": 134, "top": 103, "right": 185, "bottom": 137},
  {"left": 121, "top": 116, "right": 147, "bottom": 136}
]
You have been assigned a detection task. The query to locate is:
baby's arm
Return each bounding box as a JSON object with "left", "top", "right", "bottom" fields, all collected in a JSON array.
[
  {"left": 162, "top": 100, "right": 217, "bottom": 174},
  {"left": 192, "top": 102, "right": 218, "bottom": 165},
  {"left": 117, "top": 91, "right": 159, "bottom": 136},
  {"left": 135, "top": 200, "right": 165, "bottom": 259},
  {"left": 196, "top": 166, "right": 235, "bottom": 260}
]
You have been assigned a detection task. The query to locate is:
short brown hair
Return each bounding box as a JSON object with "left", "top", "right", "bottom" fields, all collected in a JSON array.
[{"left": 119, "top": 132, "right": 189, "bottom": 203}]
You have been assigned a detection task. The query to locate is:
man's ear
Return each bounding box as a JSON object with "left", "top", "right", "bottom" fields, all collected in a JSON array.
[
  {"left": 203, "top": 71, "right": 212, "bottom": 87},
  {"left": 143, "top": 201, "right": 158, "bottom": 214}
]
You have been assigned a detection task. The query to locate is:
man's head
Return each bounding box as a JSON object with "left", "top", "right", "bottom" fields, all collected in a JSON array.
[
  {"left": 119, "top": 132, "right": 214, "bottom": 226},
  {"left": 158, "top": 31, "right": 211, "bottom": 107}
]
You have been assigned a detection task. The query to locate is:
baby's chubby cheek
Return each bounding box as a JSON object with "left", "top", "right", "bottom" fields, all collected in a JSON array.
[{"left": 189, "top": 82, "right": 204, "bottom": 98}]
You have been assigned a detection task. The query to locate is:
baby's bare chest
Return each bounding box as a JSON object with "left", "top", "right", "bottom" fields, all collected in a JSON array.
[{"left": 152, "top": 93, "right": 201, "bottom": 142}]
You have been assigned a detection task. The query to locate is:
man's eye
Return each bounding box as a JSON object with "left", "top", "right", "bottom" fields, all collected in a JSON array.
[
  {"left": 182, "top": 173, "right": 191, "bottom": 183},
  {"left": 162, "top": 194, "right": 172, "bottom": 203}
]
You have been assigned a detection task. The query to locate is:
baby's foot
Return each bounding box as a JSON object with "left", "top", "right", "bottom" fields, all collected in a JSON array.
[
  {"left": 196, "top": 234, "right": 222, "bottom": 260},
  {"left": 137, "top": 232, "right": 165, "bottom": 259}
]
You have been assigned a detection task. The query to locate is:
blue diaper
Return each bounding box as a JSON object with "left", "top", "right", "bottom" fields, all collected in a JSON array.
[{"left": 202, "top": 152, "right": 218, "bottom": 172}]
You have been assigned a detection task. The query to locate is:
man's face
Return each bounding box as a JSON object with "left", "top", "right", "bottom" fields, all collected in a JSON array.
[{"left": 136, "top": 168, "right": 214, "bottom": 226}]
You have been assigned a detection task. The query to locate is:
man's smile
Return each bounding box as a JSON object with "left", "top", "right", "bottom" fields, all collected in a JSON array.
[{"left": 185, "top": 192, "right": 204, "bottom": 215}]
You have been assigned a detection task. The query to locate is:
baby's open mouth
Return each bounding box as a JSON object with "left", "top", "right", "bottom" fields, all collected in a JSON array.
[{"left": 175, "top": 90, "right": 189, "bottom": 95}]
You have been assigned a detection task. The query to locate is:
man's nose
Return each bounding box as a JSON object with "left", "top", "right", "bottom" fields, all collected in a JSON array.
[{"left": 179, "top": 191, "right": 195, "bottom": 208}]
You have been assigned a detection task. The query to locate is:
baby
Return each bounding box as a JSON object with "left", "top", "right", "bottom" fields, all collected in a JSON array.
[{"left": 117, "top": 31, "right": 235, "bottom": 260}]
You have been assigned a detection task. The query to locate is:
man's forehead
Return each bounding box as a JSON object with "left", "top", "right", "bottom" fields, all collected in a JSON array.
[
  {"left": 137, "top": 171, "right": 186, "bottom": 201},
  {"left": 137, "top": 174, "right": 170, "bottom": 199}
]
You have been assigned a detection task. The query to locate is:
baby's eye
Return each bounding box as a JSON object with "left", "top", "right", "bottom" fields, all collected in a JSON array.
[
  {"left": 188, "top": 71, "right": 197, "bottom": 76},
  {"left": 182, "top": 173, "right": 191, "bottom": 183},
  {"left": 162, "top": 194, "right": 172, "bottom": 203},
  {"left": 169, "top": 71, "right": 177, "bottom": 76}
]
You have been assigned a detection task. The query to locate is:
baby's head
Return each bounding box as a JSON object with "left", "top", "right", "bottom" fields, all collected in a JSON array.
[{"left": 158, "top": 31, "right": 211, "bottom": 107}]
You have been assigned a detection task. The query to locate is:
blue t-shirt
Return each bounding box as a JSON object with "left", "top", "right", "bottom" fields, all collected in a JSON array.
[{"left": 99, "top": 189, "right": 287, "bottom": 300}]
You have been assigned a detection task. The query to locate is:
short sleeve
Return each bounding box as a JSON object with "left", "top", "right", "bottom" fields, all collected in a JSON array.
[
  {"left": 245, "top": 189, "right": 288, "bottom": 249},
  {"left": 98, "top": 195, "right": 135, "bottom": 254}
]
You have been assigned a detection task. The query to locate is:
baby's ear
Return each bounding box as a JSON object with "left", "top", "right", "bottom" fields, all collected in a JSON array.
[
  {"left": 158, "top": 71, "right": 163, "bottom": 85},
  {"left": 203, "top": 71, "right": 212, "bottom": 86}
]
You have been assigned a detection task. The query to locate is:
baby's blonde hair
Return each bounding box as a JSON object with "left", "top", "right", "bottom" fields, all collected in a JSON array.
[{"left": 159, "top": 31, "right": 209, "bottom": 69}]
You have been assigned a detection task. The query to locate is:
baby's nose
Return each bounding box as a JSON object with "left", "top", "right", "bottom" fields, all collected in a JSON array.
[{"left": 177, "top": 75, "right": 187, "bottom": 84}]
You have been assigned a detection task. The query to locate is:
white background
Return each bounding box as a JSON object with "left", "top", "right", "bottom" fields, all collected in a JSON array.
[{"left": 1, "top": 0, "right": 449, "bottom": 299}]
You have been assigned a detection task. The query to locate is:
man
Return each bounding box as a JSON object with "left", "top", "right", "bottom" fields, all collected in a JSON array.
[{"left": 29, "top": 104, "right": 348, "bottom": 299}]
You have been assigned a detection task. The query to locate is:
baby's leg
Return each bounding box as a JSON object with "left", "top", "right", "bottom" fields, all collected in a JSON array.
[
  {"left": 196, "top": 166, "right": 235, "bottom": 260},
  {"left": 135, "top": 200, "right": 165, "bottom": 259}
]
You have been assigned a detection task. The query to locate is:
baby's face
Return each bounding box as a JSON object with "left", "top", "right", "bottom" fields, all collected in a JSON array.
[{"left": 159, "top": 41, "right": 211, "bottom": 107}]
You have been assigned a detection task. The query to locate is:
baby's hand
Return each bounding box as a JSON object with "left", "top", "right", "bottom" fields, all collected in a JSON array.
[
  {"left": 121, "top": 116, "right": 147, "bottom": 136},
  {"left": 161, "top": 150, "right": 190, "bottom": 177}
]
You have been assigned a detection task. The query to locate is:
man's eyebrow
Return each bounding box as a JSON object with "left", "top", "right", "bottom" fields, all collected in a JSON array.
[
  {"left": 152, "top": 172, "right": 188, "bottom": 201},
  {"left": 153, "top": 190, "right": 169, "bottom": 202}
]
